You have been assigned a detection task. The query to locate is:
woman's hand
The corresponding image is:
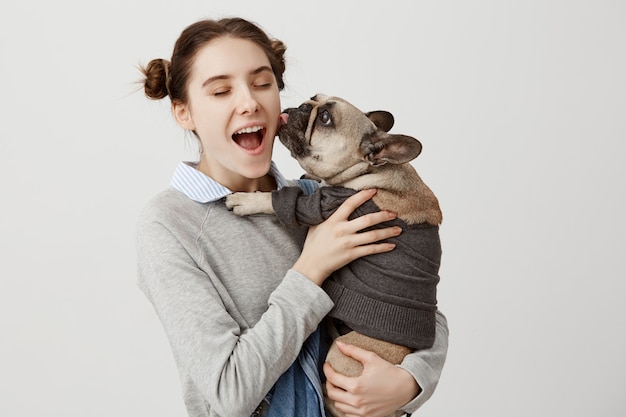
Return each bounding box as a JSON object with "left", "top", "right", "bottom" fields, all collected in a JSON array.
[
  {"left": 293, "top": 189, "right": 401, "bottom": 286},
  {"left": 323, "top": 341, "right": 420, "bottom": 417}
]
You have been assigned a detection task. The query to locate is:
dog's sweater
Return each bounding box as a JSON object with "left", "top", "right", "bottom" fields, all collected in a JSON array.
[
  {"left": 137, "top": 162, "right": 449, "bottom": 417},
  {"left": 272, "top": 186, "right": 441, "bottom": 349}
]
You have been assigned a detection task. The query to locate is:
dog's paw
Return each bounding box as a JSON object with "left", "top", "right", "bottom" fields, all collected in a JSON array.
[{"left": 225, "top": 192, "right": 274, "bottom": 216}]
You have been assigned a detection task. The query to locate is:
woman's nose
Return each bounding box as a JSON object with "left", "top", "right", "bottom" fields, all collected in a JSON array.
[{"left": 236, "top": 89, "right": 260, "bottom": 115}]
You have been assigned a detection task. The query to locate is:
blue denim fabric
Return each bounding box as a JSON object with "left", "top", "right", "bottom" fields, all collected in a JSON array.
[{"left": 265, "top": 326, "right": 329, "bottom": 417}]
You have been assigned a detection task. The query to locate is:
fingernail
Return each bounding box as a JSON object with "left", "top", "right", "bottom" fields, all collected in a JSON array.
[{"left": 388, "top": 211, "right": 397, "bottom": 219}]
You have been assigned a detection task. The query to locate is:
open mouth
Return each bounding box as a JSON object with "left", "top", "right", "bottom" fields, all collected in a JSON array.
[{"left": 232, "top": 125, "right": 265, "bottom": 151}]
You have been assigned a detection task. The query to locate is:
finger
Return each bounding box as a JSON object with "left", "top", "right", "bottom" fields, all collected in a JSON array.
[
  {"left": 324, "top": 362, "right": 355, "bottom": 393},
  {"left": 345, "top": 209, "right": 398, "bottom": 233},
  {"left": 347, "top": 242, "right": 396, "bottom": 261},
  {"left": 325, "top": 380, "right": 356, "bottom": 412},
  {"left": 333, "top": 400, "right": 362, "bottom": 417},
  {"left": 324, "top": 366, "right": 367, "bottom": 416},
  {"left": 349, "top": 225, "right": 402, "bottom": 247},
  {"left": 336, "top": 341, "right": 378, "bottom": 365},
  {"left": 331, "top": 189, "right": 378, "bottom": 219},
  {"left": 325, "top": 388, "right": 363, "bottom": 417}
]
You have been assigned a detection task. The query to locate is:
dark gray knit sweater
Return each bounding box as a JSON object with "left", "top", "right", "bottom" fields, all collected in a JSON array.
[{"left": 272, "top": 186, "right": 441, "bottom": 350}]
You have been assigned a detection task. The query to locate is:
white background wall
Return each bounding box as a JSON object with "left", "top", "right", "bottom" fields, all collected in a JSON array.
[{"left": 1, "top": 1, "right": 624, "bottom": 416}]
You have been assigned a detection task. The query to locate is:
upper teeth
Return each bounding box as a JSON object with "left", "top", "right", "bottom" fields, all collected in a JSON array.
[{"left": 235, "top": 126, "right": 263, "bottom": 134}]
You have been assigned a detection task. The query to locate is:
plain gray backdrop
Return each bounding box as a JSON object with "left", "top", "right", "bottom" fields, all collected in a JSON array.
[{"left": 1, "top": 0, "right": 624, "bottom": 416}]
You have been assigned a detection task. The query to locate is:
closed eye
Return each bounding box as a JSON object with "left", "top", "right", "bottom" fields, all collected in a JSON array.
[{"left": 213, "top": 89, "right": 231, "bottom": 96}]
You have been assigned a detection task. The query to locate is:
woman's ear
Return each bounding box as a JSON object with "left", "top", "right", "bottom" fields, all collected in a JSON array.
[{"left": 172, "top": 101, "right": 195, "bottom": 131}]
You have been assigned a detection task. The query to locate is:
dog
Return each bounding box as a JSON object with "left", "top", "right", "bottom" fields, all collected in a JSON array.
[{"left": 226, "top": 94, "right": 442, "bottom": 417}]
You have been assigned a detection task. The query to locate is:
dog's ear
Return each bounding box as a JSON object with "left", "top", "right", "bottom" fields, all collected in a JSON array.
[
  {"left": 361, "top": 133, "right": 423, "bottom": 166},
  {"left": 365, "top": 111, "right": 394, "bottom": 132}
]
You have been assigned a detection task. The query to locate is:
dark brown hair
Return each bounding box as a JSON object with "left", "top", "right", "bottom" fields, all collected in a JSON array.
[{"left": 141, "top": 17, "right": 287, "bottom": 103}]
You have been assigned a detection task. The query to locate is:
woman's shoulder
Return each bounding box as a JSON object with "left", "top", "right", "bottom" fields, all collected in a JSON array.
[
  {"left": 137, "top": 187, "right": 205, "bottom": 226},
  {"left": 142, "top": 186, "right": 188, "bottom": 208}
]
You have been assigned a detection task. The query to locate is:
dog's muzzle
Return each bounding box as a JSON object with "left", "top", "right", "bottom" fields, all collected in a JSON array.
[{"left": 277, "top": 103, "right": 314, "bottom": 158}]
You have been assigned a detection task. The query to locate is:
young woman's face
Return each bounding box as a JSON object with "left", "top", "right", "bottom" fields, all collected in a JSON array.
[{"left": 174, "top": 37, "right": 281, "bottom": 190}]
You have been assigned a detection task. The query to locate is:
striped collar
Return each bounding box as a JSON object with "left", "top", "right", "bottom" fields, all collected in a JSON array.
[{"left": 171, "top": 161, "right": 291, "bottom": 203}]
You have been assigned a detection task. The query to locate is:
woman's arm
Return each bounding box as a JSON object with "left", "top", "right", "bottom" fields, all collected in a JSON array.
[
  {"left": 137, "top": 216, "right": 332, "bottom": 417},
  {"left": 136, "top": 189, "right": 402, "bottom": 417},
  {"left": 397, "top": 310, "right": 449, "bottom": 414},
  {"left": 324, "top": 310, "right": 449, "bottom": 417}
]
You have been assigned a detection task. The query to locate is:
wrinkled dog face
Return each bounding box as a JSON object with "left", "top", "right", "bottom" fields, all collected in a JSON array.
[
  {"left": 277, "top": 95, "right": 380, "bottom": 184},
  {"left": 278, "top": 94, "right": 421, "bottom": 185}
]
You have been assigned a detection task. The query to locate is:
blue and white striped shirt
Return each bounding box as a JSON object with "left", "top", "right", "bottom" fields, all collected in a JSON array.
[{"left": 171, "top": 161, "right": 318, "bottom": 202}]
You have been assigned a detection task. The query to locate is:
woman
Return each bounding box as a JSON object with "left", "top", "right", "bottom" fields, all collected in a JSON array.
[{"left": 137, "top": 17, "right": 448, "bottom": 417}]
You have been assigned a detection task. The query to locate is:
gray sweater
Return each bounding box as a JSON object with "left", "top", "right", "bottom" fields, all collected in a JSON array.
[
  {"left": 137, "top": 184, "right": 448, "bottom": 417},
  {"left": 272, "top": 186, "right": 441, "bottom": 349}
]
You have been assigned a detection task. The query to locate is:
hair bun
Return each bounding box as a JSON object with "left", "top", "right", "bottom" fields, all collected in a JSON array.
[
  {"left": 270, "top": 39, "right": 287, "bottom": 80},
  {"left": 142, "top": 58, "right": 171, "bottom": 100}
]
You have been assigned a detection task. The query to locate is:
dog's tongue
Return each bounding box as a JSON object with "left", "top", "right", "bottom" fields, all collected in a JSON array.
[{"left": 279, "top": 113, "right": 289, "bottom": 125}]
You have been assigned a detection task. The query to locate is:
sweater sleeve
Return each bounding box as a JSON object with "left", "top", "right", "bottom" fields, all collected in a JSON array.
[
  {"left": 136, "top": 215, "right": 334, "bottom": 417},
  {"left": 272, "top": 186, "right": 356, "bottom": 228},
  {"left": 399, "top": 309, "right": 449, "bottom": 415}
]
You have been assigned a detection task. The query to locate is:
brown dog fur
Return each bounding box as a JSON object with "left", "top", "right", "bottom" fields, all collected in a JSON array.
[{"left": 226, "top": 94, "right": 441, "bottom": 417}]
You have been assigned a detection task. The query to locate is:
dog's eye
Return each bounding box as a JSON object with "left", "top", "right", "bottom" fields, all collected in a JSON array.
[{"left": 318, "top": 110, "right": 332, "bottom": 126}]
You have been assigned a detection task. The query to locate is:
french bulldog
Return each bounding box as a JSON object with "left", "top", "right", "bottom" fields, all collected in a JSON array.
[{"left": 226, "top": 94, "right": 442, "bottom": 417}]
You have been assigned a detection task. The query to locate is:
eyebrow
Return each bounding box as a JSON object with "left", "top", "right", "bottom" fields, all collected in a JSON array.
[{"left": 201, "top": 65, "right": 274, "bottom": 88}]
